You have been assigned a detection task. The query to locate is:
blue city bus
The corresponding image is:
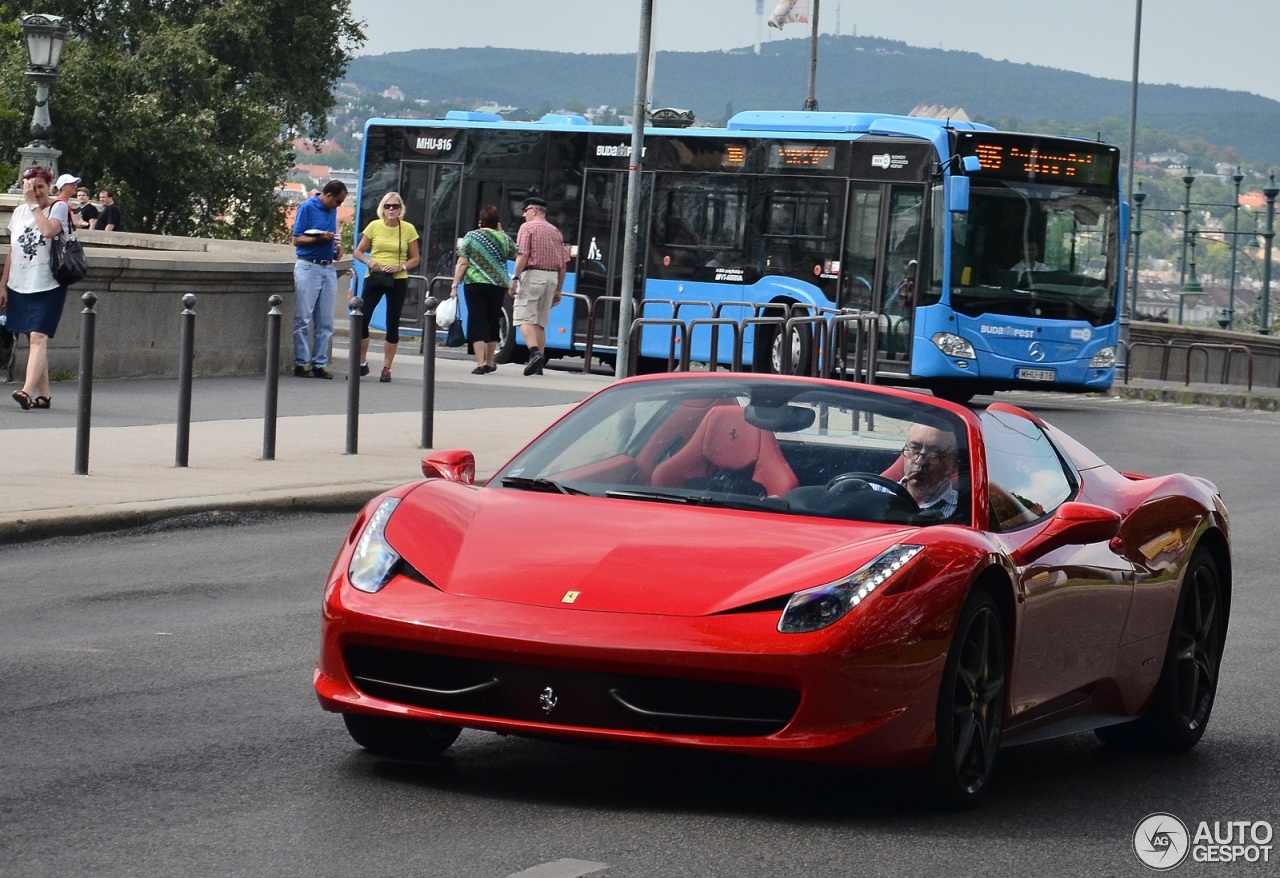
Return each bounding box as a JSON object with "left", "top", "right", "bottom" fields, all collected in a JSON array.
[{"left": 355, "top": 109, "right": 1123, "bottom": 400}]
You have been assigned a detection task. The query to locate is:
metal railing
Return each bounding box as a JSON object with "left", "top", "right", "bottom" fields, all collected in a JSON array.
[{"left": 1124, "top": 338, "right": 1258, "bottom": 391}]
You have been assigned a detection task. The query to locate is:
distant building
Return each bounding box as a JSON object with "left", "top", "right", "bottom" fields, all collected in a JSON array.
[
  {"left": 292, "top": 137, "right": 343, "bottom": 156},
  {"left": 1147, "top": 149, "right": 1188, "bottom": 167},
  {"left": 382, "top": 85, "right": 406, "bottom": 101},
  {"left": 909, "top": 104, "right": 971, "bottom": 122}
]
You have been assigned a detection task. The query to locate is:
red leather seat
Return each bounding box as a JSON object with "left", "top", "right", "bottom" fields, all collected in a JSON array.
[{"left": 651, "top": 405, "right": 800, "bottom": 496}]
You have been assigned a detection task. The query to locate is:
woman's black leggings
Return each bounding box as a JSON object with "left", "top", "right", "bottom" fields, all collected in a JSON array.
[{"left": 360, "top": 277, "right": 407, "bottom": 344}]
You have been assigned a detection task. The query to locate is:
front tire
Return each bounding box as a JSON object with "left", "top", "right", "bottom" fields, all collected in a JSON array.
[
  {"left": 342, "top": 713, "right": 462, "bottom": 760},
  {"left": 923, "top": 589, "right": 1007, "bottom": 807},
  {"left": 1096, "top": 548, "right": 1225, "bottom": 751}
]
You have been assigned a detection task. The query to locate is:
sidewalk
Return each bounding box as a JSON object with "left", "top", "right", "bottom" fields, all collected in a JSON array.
[
  {"left": 3, "top": 349, "right": 1276, "bottom": 544},
  {"left": 0, "top": 348, "right": 613, "bottom": 543}
]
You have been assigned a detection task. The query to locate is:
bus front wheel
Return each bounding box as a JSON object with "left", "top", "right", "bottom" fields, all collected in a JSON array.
[
  {"left": 753, "top": 322, "right": 813, "bottom": 376},
  {"left": 930, "top": 384, "right": 983, "bottom": 406}
]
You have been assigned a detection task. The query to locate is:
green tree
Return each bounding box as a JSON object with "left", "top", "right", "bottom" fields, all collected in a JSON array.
[{"left": 0, "top": 1, "right": 363, "bottom": 240}]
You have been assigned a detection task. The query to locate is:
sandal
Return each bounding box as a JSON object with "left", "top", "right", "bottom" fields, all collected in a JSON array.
[
  {"left": 32, "top": 395, "right": 51, "bottom": 409},
  {"left": 11, "top": 389, "right": 31, "bottom": 410}
]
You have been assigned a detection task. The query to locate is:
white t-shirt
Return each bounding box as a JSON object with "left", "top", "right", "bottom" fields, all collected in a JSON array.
[{"left": 7, "top": 201, "right": 69, "bottom": 294}]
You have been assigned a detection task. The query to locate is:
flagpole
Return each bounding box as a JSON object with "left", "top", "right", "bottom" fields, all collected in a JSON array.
[
  {"left": 616, "top": 0, "right": 653, "bottom": 378},
  {"left": 803, "top": 0, "right": 820, "bottom": 110}
]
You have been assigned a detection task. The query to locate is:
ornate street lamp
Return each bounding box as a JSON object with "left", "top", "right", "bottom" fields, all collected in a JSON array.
[
  {"left": 9, "top": 12, "right": 71, "bottom": 192},
  {"left": 1129, "top": 188, "right": 1147, "bottom": 321},
  {"left": 1261, "top": 176, "right": 1279, "bottom": 336},
  {"left": 1178, "top": 229, "right": 1204, "bottom": 325},
  {"left": 1227, "top": 168, "right": 1244, "bottom": 329}
]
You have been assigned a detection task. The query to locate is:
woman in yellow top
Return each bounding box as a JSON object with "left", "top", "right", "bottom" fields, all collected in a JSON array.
[{"left": 353, "top": 191, "right": 420, "bottom": 381}]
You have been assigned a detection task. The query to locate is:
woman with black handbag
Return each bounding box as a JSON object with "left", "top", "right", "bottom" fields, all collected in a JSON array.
[
  {"left": 1, "top": 165, "right": 71, "bottom": 410},
  {"left": 353, "top": 191, "right": 420, "bottom": 382}
]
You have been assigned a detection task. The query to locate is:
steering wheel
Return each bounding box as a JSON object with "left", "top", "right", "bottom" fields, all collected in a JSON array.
[{"left": 826, "top": 472, "right": 916, "bottom": 504}]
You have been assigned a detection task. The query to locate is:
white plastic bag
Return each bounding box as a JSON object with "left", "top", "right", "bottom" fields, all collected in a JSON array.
[{"left": 435, "top": 296, "right": 457, "bottom": 328}]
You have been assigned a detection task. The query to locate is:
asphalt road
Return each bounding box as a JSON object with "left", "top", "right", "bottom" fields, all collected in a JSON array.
[{"left": 1, "top": 395, "right": 1277, "bottom": 878}]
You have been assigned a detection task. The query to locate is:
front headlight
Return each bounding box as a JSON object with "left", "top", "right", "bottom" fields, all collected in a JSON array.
[
  {"left": 931, "top": 332, "right": 975, "bottom": 359},
  {"left": 778, "top": 545, "right": 924, "bottom": 634},
  {"left": 348, "top": 498, "right": 401, "bottom": 593},
  {"left": 1089, "top": 346, "right": 1117, "bottom": 368}
]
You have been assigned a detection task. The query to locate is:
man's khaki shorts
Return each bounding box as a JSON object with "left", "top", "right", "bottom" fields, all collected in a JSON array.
[{"left": 513, "top": 269, "right": 558, "bottom": 327}]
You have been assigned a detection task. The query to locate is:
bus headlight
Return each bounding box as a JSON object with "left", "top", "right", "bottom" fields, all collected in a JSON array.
[
  {"left": 1089, "top": 346, "right": 1117, "bottom": 368},
  {"left": 931, "top": 333, "right": 975, "bottom": 359}
]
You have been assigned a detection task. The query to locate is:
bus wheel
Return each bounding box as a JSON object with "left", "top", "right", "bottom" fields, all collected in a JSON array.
[
  {"left": 753, "top": 322, "right": 812, "bottom": 375},
  {"left": 931, "top": 385, "right": 978, "bottom": 406},
  {"left": 493, "top": 299, "right": 520, "bottom": 364}
]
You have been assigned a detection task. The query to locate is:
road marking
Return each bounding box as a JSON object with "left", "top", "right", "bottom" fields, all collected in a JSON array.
[{"left": 506, "top": 859, "right": 609, "bottom": 878}]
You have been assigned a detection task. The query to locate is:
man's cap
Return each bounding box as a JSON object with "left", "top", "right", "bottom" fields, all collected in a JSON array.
[
  {"left": 522, "top": 196, "right": 547, "bottom": 210},
  {"left": 54, "top": 173, "right": 81, "bottom": 189}
]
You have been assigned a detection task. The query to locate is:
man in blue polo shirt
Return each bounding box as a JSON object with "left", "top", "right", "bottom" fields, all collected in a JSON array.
[{"left": 292, "top": 180, "right": 347, "bottom": 378}]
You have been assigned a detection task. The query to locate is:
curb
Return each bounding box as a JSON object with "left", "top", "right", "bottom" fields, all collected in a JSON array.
[
  {"left": 1110, "top": 381, "right": 1280, "bottom": 411},
  {"left": 0, "top": 484, "right": 391, "bottom": 545}
]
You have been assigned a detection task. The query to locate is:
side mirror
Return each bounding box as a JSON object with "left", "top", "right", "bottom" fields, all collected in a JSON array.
[
  {"left": 421, "top": 449, "right": 476, "bottom": 484},
  {"left": 961, "top": 155, "right": 982, "bottom": 173},
  {"left": 1011, "top": 501, "right": 1121, "bottom": 566},
  {"left": 948, "top": 175, "right": 970, "bottom": 213}
]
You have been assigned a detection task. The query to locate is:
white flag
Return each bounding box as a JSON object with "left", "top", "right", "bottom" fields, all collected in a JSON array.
[{"left": 767, "top": 0, "right": 809, "bottom": 30}]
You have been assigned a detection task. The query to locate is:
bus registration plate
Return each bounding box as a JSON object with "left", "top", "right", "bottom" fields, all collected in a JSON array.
[{"left": 1017, "top": 368, "right": 1056, "bottom": 382}]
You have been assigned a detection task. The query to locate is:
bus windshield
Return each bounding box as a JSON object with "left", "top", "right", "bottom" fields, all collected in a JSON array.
[{"left": 939, "top": 181, "right": 1118, "bottom": 326}]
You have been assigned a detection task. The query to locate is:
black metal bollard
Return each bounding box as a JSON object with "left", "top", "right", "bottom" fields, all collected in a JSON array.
[
  {"left": 74, "top": 291, "right": 97, "bottom": 476},
  {"left": 421, "top": 297, "right": 438, "bottom": 449},
  {"left": 346, "top": 297, "right": 363, "bottom": 454},
  {"left": 175, "top": 294, "right": 196, "bottom": 467},
  {"left": 262, "top": 294, "right": 283, "bottom": 460}
]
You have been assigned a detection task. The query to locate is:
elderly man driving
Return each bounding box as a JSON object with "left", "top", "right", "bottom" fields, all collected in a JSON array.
[{"left": 899, "top": 422, "right": 959, "bottom": 517}]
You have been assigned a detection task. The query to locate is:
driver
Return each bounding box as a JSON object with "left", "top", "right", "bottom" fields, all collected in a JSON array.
[
  {"left": 898, "top": 423, "right": 959, "bottom": 517},
  {"left": 1011, "top": 241, "right": 1049, "bottom": 273}
]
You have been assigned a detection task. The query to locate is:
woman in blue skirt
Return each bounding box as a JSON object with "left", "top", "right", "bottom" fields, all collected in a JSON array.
[{"left": 1, "top": 165, "right": 70, "bottom": 410}]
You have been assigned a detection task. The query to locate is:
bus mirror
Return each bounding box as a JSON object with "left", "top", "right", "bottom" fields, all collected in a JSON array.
[
  {"left": 949, "top": 176, "right": 971, "bottom": 213},
  {"left": 962, "top": 155, "right": 982, "bottom": 173}
]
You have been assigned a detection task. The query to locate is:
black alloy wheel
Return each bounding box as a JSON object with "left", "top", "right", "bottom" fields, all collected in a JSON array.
[
  {"left": 1096, "top": 548, "right": 1225, "bottom": 751},
  {"left": 925, "top": 589, "right": 1007, "bottom": 807}
]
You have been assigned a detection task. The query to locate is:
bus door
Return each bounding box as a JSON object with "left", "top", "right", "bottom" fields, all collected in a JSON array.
[
  {"left": 575, "top": 169, "right": 650, "bottom": 351},
  {"left": 841, "top": 183, "right": 924, "bottom": 370},
  {"left": 401, "top": 161, "right": 463, "bottom": 287}
]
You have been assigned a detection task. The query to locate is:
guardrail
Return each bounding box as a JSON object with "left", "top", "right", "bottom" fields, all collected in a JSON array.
[
  {"left": 1124, "top": 338, "right": 1260, "bottom": 391},
  {"left": 618, "top": 306, "right": 879, "bottom": 380}
]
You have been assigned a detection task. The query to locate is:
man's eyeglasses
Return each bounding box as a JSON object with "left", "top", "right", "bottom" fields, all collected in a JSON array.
[
  {"left": 901, "top": 444, "right": 952, "bottom": 463},
  {"left": 385, "top": 203, "right": 401, "bottom": 209}
]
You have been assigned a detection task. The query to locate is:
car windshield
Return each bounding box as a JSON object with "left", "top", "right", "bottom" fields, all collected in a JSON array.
[{"left": 492, "top": 377, "right": 972, "bottom": 526}]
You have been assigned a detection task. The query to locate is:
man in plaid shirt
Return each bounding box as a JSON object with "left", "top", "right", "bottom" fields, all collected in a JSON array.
[{"left": 508, "top": 196, "right": 567, "bottom": 376}]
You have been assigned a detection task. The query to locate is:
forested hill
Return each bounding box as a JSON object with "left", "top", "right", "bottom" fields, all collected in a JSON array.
[{"left": 345, "top": 35, "right": 1280, "bottom": 168}]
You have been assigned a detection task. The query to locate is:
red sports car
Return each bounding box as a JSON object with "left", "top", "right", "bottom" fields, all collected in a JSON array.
[{"left": 315, "top": 374, "right": 1230, "bottom": 805}]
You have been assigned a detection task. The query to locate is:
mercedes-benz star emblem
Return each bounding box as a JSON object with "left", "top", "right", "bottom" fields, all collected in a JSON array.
[
  {"left": 539, "top": 686, "right": 558, "bottom": 714},
  {"left": 1028, "top": 342, "right": 1046, "bottom": 362}
]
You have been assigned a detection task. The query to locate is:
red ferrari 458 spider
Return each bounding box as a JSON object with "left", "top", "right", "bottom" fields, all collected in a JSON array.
[{"left": 315, "top": 374, "right": 1230, "bottom": 805}]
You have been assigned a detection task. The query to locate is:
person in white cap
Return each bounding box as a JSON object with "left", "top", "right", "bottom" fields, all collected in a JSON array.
[{"left": 53, "top": 173, "right": 80, "bottom": 206}]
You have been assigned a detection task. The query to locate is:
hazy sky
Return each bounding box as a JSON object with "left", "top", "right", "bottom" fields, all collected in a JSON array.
[{"left": 348, "top": 0, "right": 1279, "bottom": 102}]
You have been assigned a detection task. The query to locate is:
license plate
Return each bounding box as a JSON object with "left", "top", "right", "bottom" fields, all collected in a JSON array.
[{"left": 1017, "top": 368, "right": 1056, "bottom": 382}]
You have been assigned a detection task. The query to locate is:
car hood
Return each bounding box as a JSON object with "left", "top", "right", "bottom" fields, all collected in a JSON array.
[{"left": 384, "top": 482, "right": 915, "bottom": 616}]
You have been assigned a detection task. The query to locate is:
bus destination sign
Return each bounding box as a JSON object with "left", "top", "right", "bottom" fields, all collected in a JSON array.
[
  {"left": 960, "top": 133, "right": 1117, "bottom": 186},
  {"left": 768, "top": 142, "right": 837, "bottom": 171}
]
